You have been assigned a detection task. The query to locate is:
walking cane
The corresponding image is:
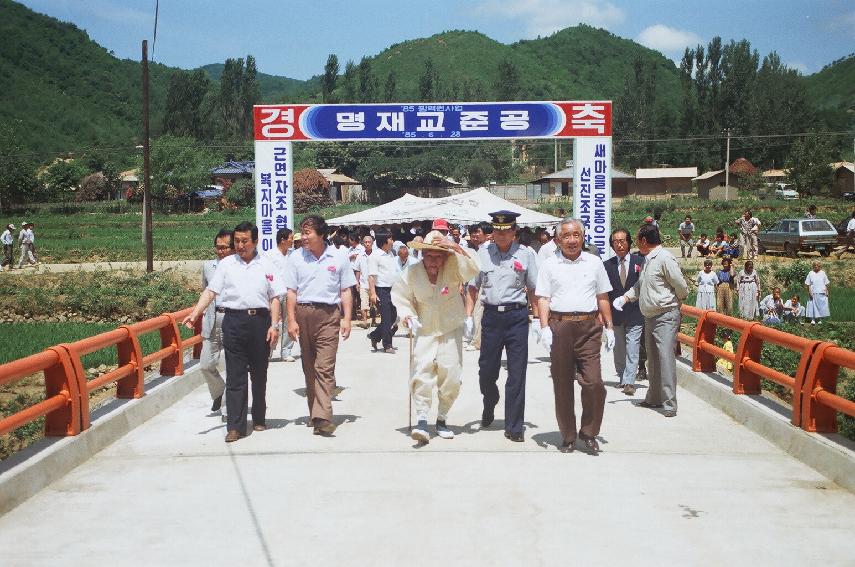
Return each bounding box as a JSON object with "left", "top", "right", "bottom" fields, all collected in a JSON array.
[{"left": 407, "top": 328, "right": 413, "bottom": 432}]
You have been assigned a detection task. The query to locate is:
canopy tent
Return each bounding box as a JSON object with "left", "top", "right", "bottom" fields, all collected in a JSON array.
[{"left": 327, "top": 187, "right": 561, "bottom": 228}]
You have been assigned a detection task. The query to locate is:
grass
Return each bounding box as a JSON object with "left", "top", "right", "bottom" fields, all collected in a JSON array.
[{"left": 12, "top": 201, "right": 373, "bottom": 263}]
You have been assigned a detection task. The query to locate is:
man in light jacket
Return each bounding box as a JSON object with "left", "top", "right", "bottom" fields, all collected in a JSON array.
[
  {"left": 392, "top": 230, "right": 480, "bottom": 444},
  {"left": 614, "top": 224, "right": 688, "bottom": 417}
]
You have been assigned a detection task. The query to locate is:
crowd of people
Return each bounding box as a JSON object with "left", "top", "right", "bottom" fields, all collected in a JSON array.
[
  {"left": 184, "top": 211, "right": 692, "bottom": 452},
  {"left": 1, "top": 221, "right": 39, "bottom": 270}
]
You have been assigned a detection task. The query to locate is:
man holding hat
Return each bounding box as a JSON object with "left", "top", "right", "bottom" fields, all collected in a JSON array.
[
  {"left": 432, "top": 218, "right": 451, "bottom": 238},
  {"left": 1, "top": 223, "right": 14, "bottom": 270},
  {"left": 392, "top": 230, "right": 480, "bottom": 443},
  {"left": 17, "top": 221, "right": 37, "bottom": 268},
  {"left": 466, "top": 210, "right": 539, "bottom": 442}
]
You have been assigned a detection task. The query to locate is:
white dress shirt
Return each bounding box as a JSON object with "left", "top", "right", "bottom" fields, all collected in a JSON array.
[
  {"left": 206, "top": 253, "right": 285, "bottom": 309},
  {"left": 535, "top": 250, "right": 612, "bottom": 312},
  {"left": 368, "top": 248, "right": 400, "bottom": 287},
  {"left": 284, "top": 245, "right": 356, "bottom": 304},
  {"left": 536, "top": 239, "right": 558, "bottom": 266}
]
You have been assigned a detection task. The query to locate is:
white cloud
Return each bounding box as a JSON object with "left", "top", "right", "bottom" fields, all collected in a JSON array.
[
  {"left": 637, "top": 24, "right": 702, "bottom": 56},
  {"left": 474, "top": 0, "right": 625, "bottom": 38}
]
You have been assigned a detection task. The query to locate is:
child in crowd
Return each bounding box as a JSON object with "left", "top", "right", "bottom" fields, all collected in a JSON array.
[
  {"left": 716, "top": 329, "right": 735, "bottom": 374},
  {"left": 695, "top": 259, "right": 719, "bottom": 310},
  {"left": 783, "top": 295, "right": 805, "bottom": 324},
  {"left": 695, "top": 233, "right": 711, "bottom": 257},
  {"left": 760, "top": 287, "right": 785, "bottom": 324},
  {"left": 715, "top": 257, "right": 736, "bottom": 315}
]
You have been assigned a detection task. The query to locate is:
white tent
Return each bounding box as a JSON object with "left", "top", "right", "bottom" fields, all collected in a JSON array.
[{"left": 327, "top": 187, "right": 561, "bottom": 228}]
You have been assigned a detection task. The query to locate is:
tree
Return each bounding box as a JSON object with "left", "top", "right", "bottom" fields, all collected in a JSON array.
[
  {"left": 225, "top": 178, "right": 254, "bottom": 208},
  {"left": 419, "top": 58, "right": 436, "bottom": 101},
  {"left": 0, "top": 125, "right": 38, "bottom": 212},
  {"left": 383, "top": 71, "right": 397, "bottom": 102},
  {"left": 321, "top": 54, "right": 339, "bottom": 103},
  {"left": 342, "top": 61, "right": 357, "bottom": 102},
  {"left": 144, "top": 135, "right": 219, "bottom": 202},
  {"left": 240, "top": 55, "right": 260, "bottom": 138},
  {"left": 494, "top": 57, "right": 521, "bottom": 101},
  {"left": 214, "top": 56, "right": 259, "bottom": 139},
  {"left": 785, "top": 133, "right": 834, "bottom": 195},
  {"left": 357, "top": 57, "right": 378, "bottom": 103},
  {"left": 163, "top": 69, "right": 211, "bottom": 139},
  {"left": 39, "top": 159, "right": 88, "bottom": 201}
]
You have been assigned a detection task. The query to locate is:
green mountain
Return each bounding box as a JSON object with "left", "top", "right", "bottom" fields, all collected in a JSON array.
[
  {"left": 198, "top": 63, "right": 313, "bottom": 102},
  {"left": 804, "top": 53, "right": 854, "bottom": 111}
]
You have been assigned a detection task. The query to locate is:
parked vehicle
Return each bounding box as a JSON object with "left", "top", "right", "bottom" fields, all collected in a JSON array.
[
  {"left": 758, "top": 218, "right": 838, "bottom": 257},
  {"left": 842, "top": 192, "right": 855, "bottom": 201},
  {"left": 774, "top": 187, "right": 799, "bottom": 200}
]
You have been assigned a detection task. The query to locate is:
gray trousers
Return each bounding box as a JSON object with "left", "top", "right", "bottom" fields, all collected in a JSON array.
[
  {"left": 644, "top": 307, "right": 680, "bottom": 411},
  {"left": 613, "top": 322, "right": 643, "bottom": 386},
  {"left": 199, "top": 312, "right": 226, "bottom": 401},
  {"left": 276, "top": 295, "right": 296, "bottom": 358},
  {"left": 17, "top": 242, "right": 36, "bottom": 267}
]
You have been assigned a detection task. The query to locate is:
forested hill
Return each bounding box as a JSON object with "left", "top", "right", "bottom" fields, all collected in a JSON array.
[
  {"left": 804, "top": 54, "right": 855, "bottom": 111},
  {"left": 198, "top": 63, "right": 312, "bottom": 103}
]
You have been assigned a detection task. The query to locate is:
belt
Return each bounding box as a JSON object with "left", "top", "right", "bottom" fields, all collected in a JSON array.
[
  {"left": 549, "top": 311, "right": 598, "bottom": 322},
  {"left": 483, "top": 303, "right": 527, "bottom": 312},
  {"left": 222, "top": 307, "right": 269, "bottom": 316},
  {"left": 297, "top": 302, "right": 335, "bottom": 308}
]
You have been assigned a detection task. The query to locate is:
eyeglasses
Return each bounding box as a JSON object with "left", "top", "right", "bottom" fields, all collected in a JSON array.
[{"left": 612, "top": 238, "right": 628, "bottom": 244}]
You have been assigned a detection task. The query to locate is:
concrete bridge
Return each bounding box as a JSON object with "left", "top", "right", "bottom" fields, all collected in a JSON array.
[{"left": 1, "top": 327, "right": 855, "bottom": 566}]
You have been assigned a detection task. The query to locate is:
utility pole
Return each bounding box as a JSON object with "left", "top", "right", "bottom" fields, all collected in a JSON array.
[
  {"left": 724, "top": 128, "right": 731, "bottom": 200},
  {"left": 554, "top": 139, "right": 558, "bottom": 171},
  {"left": 142, "top": 40, "right": 153, "bottom": 272}
]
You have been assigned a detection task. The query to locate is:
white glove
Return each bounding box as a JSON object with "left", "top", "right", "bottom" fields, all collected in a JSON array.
[
  {"left": 463, "top": 317, "right": 474, "bottom": 340},
  {"left": 603, "top": 327, "right": 615, "bottom": 352},
  {"left": 539, "top": 326, "right": 553, "bottom": 350},
  {"left": 612, "top": 296, "right": 627, "bottom": 311},
  {"left": 407, "top": 316, "right": 422, "bottom": 334}
]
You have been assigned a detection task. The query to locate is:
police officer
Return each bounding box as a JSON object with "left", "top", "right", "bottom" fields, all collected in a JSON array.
[
  {"left": 466, "top": 210, "right": 538, "bottom": 442},
  {"left": 183, "top": 221, "right": 284, "bottom": 443}
]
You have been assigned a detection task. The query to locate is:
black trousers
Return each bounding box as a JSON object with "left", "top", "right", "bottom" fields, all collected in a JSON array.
[
  {"left": 222, "top": 311, "right": 271, "bottom": 435},
  {"left": 1, "top": 244, "right": 11, "bottom": 267},
  {"left": 368, "top": 286, "right": 397, "bottom": 349},
  {"left": 478, "top": 307, "right": 529, "bottom": 435}
]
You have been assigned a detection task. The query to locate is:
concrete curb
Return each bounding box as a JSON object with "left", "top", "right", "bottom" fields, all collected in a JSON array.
[
  {"left": 0, "top": 365, "right": 204, "bottom": 516},
  {"left": 676, "top": 357, "right": 855, "bottom": 493}
]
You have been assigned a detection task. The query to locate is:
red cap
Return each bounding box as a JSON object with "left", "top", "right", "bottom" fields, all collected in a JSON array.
[{"left": 432, "top": 218, "right": 450, "bottom": 231}]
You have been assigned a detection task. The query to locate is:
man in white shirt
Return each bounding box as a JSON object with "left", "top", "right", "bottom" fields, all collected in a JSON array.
[
  {"left": 263, "top": 228, "right": 298, "bottom": 362},
  {"left": 836, "top": 212, "right": 855, "bottom": 258},
  {"left": 1, "top": 223, "right": 13, "bottom": 270},
  {"left": 17, "top": 221, "right": 37, "bottom": 268},
  {"left": 536, "top": 218, "right": 614, "bottom": 454},
  {"left": 536, "top": 229, "right": 559, "bottom": 266},
  {"left": 367, "top": 228, "right": 401, "bottom": 353},
  {"left": 284, "top": 215, "right": 356, "bottom": 436},
  {"left": 678, "top": 216, "right": 695, "bottom": 258},
  {"left": 182, "top": 221, "right": 284, "bottom": 442},
  {"left": 198, "top": 229, "right": 233, "bottom": 417},
  {"left": 354, "top": 235, "right": 375, "bottom": 328}
]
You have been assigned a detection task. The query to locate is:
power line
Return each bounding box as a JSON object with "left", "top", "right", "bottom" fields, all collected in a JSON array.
[{"left": 151, "top": 0, "right": 160, "bottom": 62}]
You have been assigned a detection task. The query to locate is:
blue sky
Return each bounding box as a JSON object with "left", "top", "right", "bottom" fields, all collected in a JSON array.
[{"left": 18, "top": 0, "right": 855, "bottom": 79}]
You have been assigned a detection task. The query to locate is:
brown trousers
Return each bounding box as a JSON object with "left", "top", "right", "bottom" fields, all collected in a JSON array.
[
  {"left": 295, "top": 303, "right": 341, "bottom": 423},
  {"left": 549, "top": 317, "right": 606, "bottom": 444},
  {"left": 716, "top": 284, "right": 734, "bottom": 315}
]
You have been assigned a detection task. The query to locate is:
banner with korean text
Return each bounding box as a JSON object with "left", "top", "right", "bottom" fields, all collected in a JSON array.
[
  {"left": 253, "top": 101, "right": 612, "bottom": 250},
  {"left": 573, "top": 137, "right": 612, "bottom": 258}
]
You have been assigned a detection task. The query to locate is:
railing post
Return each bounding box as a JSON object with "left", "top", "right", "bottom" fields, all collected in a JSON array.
[
  {"left": 801, "top": 343, "right": 840, "bottom": 433},
  {"left": 159, "top": 313, "right": 184, "bottom": 377},
  {"left": 733, "top": 322, "right": 762, "bottom": 395},
  {"left": 790, "top": 340, "right": 822, "bottom": 428},
  {"left": 693, "top": 311, "right": 718, "bottom": 372},
  {"left": 116, "top": 326, "right": 145, "bottom": 399},
  {"left": 57, "top": 343, "right": 91, "bottom": 431},
  {"left": 42, "top": 346, "right": 82, "bottom": 436}
]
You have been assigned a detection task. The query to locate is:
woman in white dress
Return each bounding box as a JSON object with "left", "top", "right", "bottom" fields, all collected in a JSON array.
[
  {"left": 737, "top": 260, "right": 760, "bottom": 319},
  {"left": 695, "top": 259, "right": 719, "bottom": 310},
  {"left": 804, "top": 261, "right": 831, "bottom": 324}
]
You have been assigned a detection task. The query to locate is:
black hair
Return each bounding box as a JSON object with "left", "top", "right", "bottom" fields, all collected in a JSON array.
[
  {"left": 609, "top": 227, "right": 632, "bottom": 248},
  {"left": 637, "top": 224, "right": 661, "bottom": 245},
  {"left": 300, "top": 214, "right": 329, "bottom": 237},
  {"left": 213, "top": 228, "right": 233, "bottom": 247},
  {"left": 275, "top": 227, "right": 293, "bottom": 244},
  {"left": 374, "top": 228, "right": 392, "bottom": 248},
  {"left": 347, "top": 231, "right": 360, "bottom": 244},
  {"left": 233, "top": 221, "right": 258, "bottom": 242},
  {"left": 479, "top": 221, "right": 493, "bottom": 234}
]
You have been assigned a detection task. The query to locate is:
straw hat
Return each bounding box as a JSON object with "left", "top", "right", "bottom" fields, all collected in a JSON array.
[{"left": 409, "top": 230, "right": 453, "bottom": 253}]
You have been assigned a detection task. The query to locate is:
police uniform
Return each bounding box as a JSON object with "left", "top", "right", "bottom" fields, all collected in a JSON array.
[
  {"left": 470, "top": 211, "right": 538, "bottom": 440},
  {"left": 206, "top": 252, "right": 285, "bottom": 437}
]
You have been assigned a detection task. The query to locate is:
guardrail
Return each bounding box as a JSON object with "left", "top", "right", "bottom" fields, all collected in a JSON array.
[
  {"left": 679, "top": 305, "right": 855, "bottom": 433},
  {"left": 0, "top": 308, "right": 202, "bottom": 438}
]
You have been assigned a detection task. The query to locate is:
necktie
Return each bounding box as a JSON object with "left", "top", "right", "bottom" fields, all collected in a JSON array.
[{"left": 620, "top": 258, "right": 627, "bottom": 288}]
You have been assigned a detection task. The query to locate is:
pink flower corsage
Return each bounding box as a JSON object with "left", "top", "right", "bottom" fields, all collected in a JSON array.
[
  {"left": 440, "top": 286, "right": 449, "bottom": 295},
  {"left": 634, "top": 264, "right": 641, "bottom": 273},
  {"left": 327, "top": 265, "right": 337, "bottom": 272},
  {"left": 265, "top": 274, "right": 274, "bottom": 281},
  {"left": 513, "top": 260, "right": 523, "bottom": 271}
]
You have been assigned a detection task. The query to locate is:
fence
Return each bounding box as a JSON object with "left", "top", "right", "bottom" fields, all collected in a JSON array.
[
  {"left": 0, "top": 308, "right": 202, "bottom": 438},
  {"left": 678, "top": 305, "right": 855, "bottom": 432}
]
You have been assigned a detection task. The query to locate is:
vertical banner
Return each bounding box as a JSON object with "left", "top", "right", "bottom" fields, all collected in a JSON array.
[
  {"left": 254, "top": 140, "right": 293, "bottom": 253},
  {"left": 573, "top": 137, "right": 612, "bottom": 258}
]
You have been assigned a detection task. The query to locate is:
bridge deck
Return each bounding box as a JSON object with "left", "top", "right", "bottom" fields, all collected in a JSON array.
[{"left": 1, "top": 328, "right": 854, "bottom": 566}]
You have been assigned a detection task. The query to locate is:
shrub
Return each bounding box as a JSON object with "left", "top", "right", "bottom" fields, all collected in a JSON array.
[
  {"left": 225, "top": 179, "right": 254, "bottom": 208},
  {"left": 773, "top": 260, "right": 810, "bottom": 288}
]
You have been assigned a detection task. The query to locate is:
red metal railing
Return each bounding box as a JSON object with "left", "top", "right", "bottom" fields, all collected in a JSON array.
[
  {"left": 679, "top": 305, "right": 855, "bottom": 432},
  {"left": 0, "top": 308, "right": 202, "bottom": 437}
]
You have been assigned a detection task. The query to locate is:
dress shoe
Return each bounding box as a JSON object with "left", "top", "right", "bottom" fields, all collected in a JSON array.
[
  {"left": 383, "top": 347, "right": 395, "bottom": 354},
  {"left": 211, "top": 395, "right": 222, "bottom": 412},
  {"left": 368, "top": 335, "right": 379, "bottom": 350},
  {"left": 224, "top": 430, "right": 243, "bottom": 443},
  {"left": 662, "top": 410, "right": 678, "bottom": 418},
  {"left": 580, "top": 435, "right": 600, "bottom": 454},
  {"left": 637, "top": 400, "right": 662, "bottom": 409},
  {"left": 253, "top": 424, "right": 266, "bottom": 432},
  {"left": 333, "top": 386, "right": 345, "bottom": 397},
  {"left": 481, "top": 407, "right": 494, "bottom": 428},
  {"left": 313, "top": 419, "right": 337, "bottom": 436},
  {"left": 504, "top": 431, "right": 524, "bottom": 442},
  {"left": 637, "top": 368, "right": 648, "bottom": 381},
  {"left": 622, "top": 384, "right": 636, "bottom": 396},
  {"left": 559, "top": 441, "right": 575, "bottom": 453}
]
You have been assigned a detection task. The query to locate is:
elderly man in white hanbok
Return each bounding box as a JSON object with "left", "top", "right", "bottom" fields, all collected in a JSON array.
[
  {"left": 392, "top": 230, "right": 480, "bottom": 444},
  {"left": 805, "top": 261, "right": 831, "bottom": 324}
]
